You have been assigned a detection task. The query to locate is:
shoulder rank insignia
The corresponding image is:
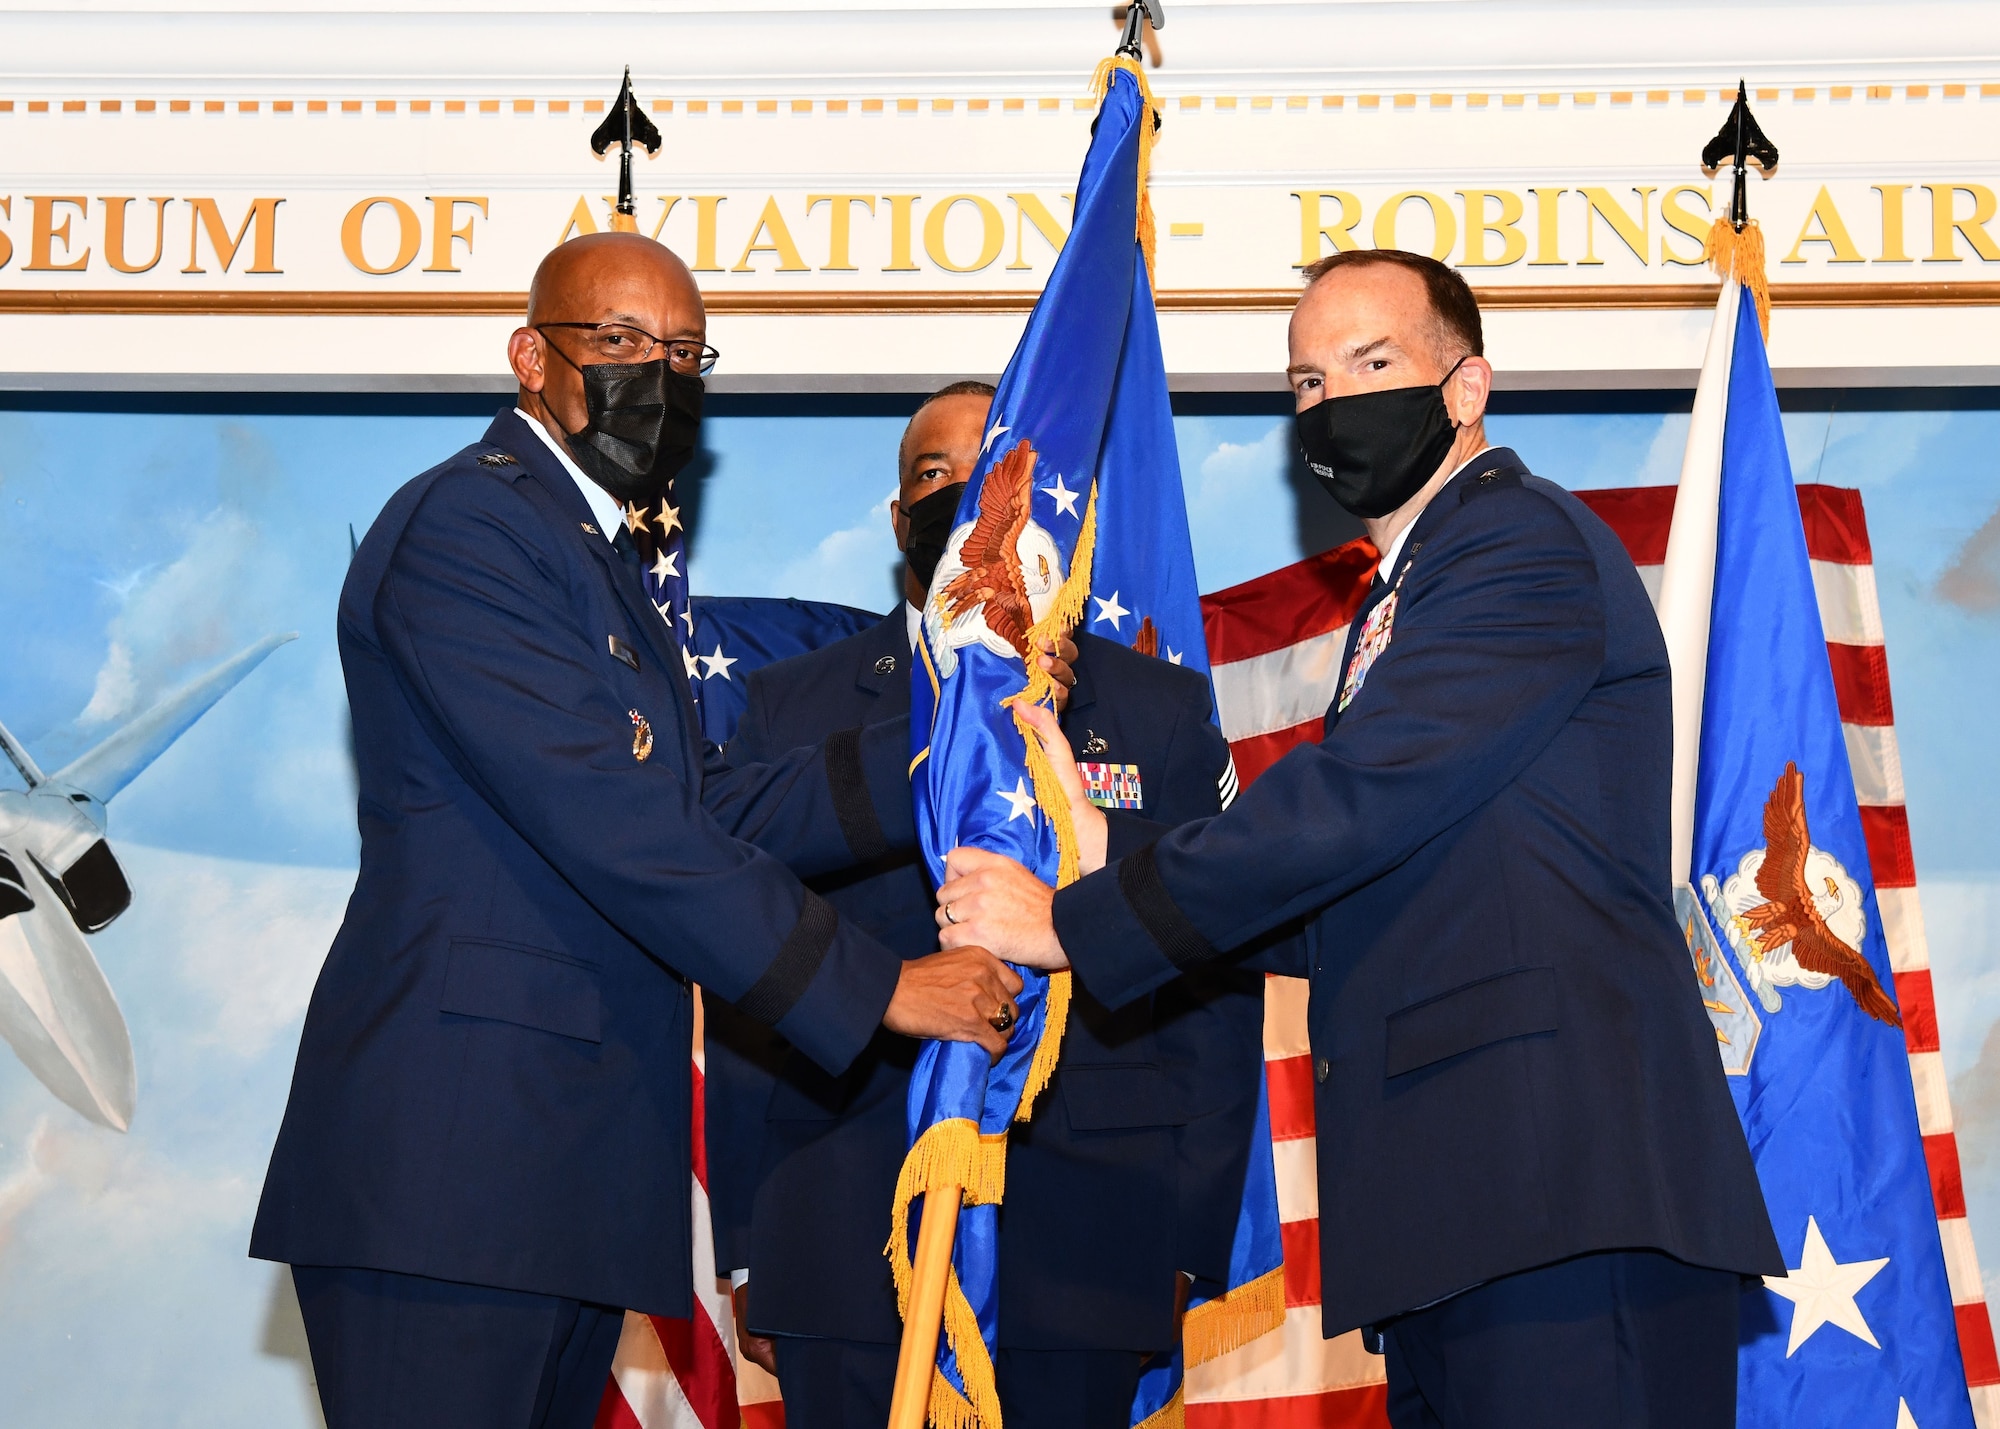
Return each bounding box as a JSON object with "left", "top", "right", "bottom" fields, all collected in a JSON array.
[
  {"left": 1077, "top": 761, "right": 1142, "bottom": 810},
  {"left": 629, "top": 710, "right": 653, "bottom": 763},
  {"left": 475, "top": 451, "right": 518, "bottom": 467}
]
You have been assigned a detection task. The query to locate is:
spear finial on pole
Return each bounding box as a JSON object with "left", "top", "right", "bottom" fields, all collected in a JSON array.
[
  {"left": 590, "top": 67, "right": 662, "bottom": 234},
  {"left": 1698, "top": 80, "right": 1780, "bottom": 335}
]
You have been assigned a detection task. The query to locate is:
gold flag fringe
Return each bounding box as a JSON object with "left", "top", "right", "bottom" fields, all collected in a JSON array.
[
  {"left": 1181, "top": 1264, "right": 1289, "bottom": 1368},
  {"left": 886, "top": 1120, "right": 1010, "bottom": 1315},
  {"left": 1089, "top": 56, "right": 1162, "bottom": 287},
  {"left": 1704, "top": 216, "right": 1770, "bottom": 340},
  {"left": 935, "top": 1266, "right": 1004, "bottom": 1429}
]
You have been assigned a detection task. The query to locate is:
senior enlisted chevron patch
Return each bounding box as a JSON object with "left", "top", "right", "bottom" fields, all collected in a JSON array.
[{"left": 1077, "top": 760, "right": 1143, "bottom": 810}]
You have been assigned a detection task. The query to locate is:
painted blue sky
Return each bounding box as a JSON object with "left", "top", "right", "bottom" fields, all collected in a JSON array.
[{"left": 0, "top": 395, "right": 1996, "bottom": 1425}]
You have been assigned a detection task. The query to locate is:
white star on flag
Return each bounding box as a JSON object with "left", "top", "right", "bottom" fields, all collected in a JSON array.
[
  {"left": 1897, "top": 1399, "right": 1919, "bottom": 1429},
  {"left": 1166, "top": 648, "right": 1183, "bottom": 665},
  {"left": 697, "top": 644, "right": 738, "bottom": 681},
  {"left": 1092, "top": 591, "right": 1129, "bottom": 632},
  {"left": 682, "top": 647, "right": 701, "bottom": 680},
  {"left": 680, "top": 608, "right": 696, "bottom": 634},
  {"left": 1763, "top": 1216, "right": 1890, "bottom": 1357},
  {"left": 981, "top": 421, "right": 1012, "bottom": 455},
  {"left": 657, "top": 502, "right": 682, "bottom": 537},
  {"left": 651, "top": 549, "right": 679, "bottom": 581},
  {"left": 654, "top": 601, "right": 674, "bottom": 624},
  {"left": 996, "top": 777, "right": 1038, "bottom": 823},
  {"left": 1041, "top": 474, "right": 1081, "bottom": 518}
]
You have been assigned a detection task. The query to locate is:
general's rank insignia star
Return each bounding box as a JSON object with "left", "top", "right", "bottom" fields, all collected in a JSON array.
[
  {"left": 628, "top": 709, "right": 653, "bottom": 763},
  {"left": 475, "top": 451, "right": 518, "bottom": 467}
]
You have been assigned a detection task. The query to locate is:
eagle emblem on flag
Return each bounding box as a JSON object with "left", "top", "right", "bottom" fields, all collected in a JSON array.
[
  {"left": 923, "top": 439, "right": 1069, "bottom": 679},
  {"left": 1701, "top": 761, "right": 1902, "bottom": 1028}
]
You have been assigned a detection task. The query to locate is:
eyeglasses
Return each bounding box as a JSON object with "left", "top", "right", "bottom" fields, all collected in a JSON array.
[{"left": 536, "top": 322, "right": 720, "bottom": 375}]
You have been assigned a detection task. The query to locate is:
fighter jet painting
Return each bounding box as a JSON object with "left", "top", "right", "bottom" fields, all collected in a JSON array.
[{"left": 0, "top": 632, "right": 295, "bottom": 1132}]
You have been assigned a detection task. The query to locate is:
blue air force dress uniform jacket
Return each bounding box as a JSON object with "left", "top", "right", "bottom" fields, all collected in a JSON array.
[
  {"left": 251, "top": 414, "right": 919, "bottom": 1319},
  {"left": 705, "top": 617, "right": 1266, "bottom": 1354},
  {"left": 1049, "top": 450, "right": 1786, "bottom": 1337}
]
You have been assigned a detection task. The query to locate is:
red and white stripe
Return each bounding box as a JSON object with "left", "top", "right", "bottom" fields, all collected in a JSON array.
[
  {"left": 595, "top": 1000, "right": 784, "bottom": 1429},
  {"left": 1194, "top": 483, "right": 1998, "bottom": 1427}
]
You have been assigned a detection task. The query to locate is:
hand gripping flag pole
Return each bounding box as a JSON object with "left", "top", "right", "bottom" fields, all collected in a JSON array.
[
  {"left": 886, "top": 45, "right": 1167, "bottom": 1429},
  {"left": 1659, "top": 92, "right": 1979, "bottom": 1429}
]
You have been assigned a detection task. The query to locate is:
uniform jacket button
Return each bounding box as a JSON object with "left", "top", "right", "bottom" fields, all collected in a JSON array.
[{"left": 1314, "top": 1057, "right": 1330, "bottom": 1084}]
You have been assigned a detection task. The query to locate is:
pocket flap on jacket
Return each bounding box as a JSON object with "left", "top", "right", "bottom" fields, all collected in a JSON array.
[
  {"left": 1383, "top": 966, "right": 1557, "bottom": 1079},
  {"left": 1060, "top": 1064, "right": 1183, "bottom": 1131},
  {"left": 440, "top": 938, "right": 603, "bottom": 1044}
]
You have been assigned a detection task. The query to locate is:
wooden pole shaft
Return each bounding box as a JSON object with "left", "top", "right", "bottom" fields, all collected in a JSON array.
[{"left": 888, "top": 1184, "right": 962, "bottom": 1429}]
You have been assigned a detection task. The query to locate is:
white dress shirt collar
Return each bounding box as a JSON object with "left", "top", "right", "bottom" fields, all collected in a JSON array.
[
  {"left": 906, "top": 600, "right": 923, "bottom": 651},
  {"left": 514, "top": 407, "right": 622, "bottom": 546},
  {"left": 1374, "top": 443, "right": 1495, "bottom": 586}
]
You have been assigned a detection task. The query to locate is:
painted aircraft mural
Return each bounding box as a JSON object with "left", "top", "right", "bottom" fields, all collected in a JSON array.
[{"left": 0, "top": 633, "right": 295, "bottom": 1130}]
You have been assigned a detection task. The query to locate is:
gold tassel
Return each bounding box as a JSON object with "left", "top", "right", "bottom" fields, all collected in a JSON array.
[
  {"left": 1013, "top": 970, "right": 1071, "bottom": 1122},
  {"left": 1705, "top": 216, "right": 1770, "bottom": 340},
  {"left": 1088, "top": 56, "right": 1162, "bottom": 287},
  {"left": 1180, "top": 1265, "right": 1288, "bottom": 1367},
  {"left": 886, "top": 1120, "right": 1010, "bottom": 1315},
  {"left": 935, "top": 1267, "right": 1004, "bottom": 1429}
]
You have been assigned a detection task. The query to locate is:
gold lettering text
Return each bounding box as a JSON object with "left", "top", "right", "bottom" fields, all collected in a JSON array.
[
  {"left": 0, "top": 197, "right": 11, "bottom": 270},
  {"left": 26, "top": 196, "right": 89, "bottom": 272},
  {"left": 1528, "top": 188, "right": 1566, "bottom": 266},
  {"left": 808, "top": 194, "right": 875, "bottom": 271},
  {"left": 923, "top": 194, "right": 1005, "bottom": 273},
  {"left": 733, "top": 197, "right": 810, "bottom": 272},
  {"left": 689, "top": 196, "right": 727, "bottom": 272},
  {"left": 425, "top": 196, "right": 487, "bottom": 273},
  {"left": 103, "top": 197, "right": 172, "bottom": 274},
  {"left": 1373, "top": 191, "right": 1456, "bottom": 262},
  {"left": 1293, "top": 191, "right": 1362, "bottom": 266},
  {"left": 186, "top": 197, "right": 283, "bottom": 274},
  {"left": 1783, "top": 187, "right": 1865, "bottom": 264},
  {"left": 1578, "top": 187, "right": 1654, "bottom": 265},
  {"left": 1659, "top": 186, "right": 1712, "bottom": 266},
  {"left": 1007, "top": 194, "right": 1070, "bottom": 270},
  {"left": 339, "top": 197, "right": 420, "bottom": 275},
  {"left": 1457, "top": 189, "right": 1526, "bottom": 267},
  {"left": 1873, "top": 185, "right": 1912, "bottom": 263},
  {"left": 883, "top": 195, "right": 920, "bottom": 272},
  {"left": 559, "top": 196, "right": 598, "bottom": 242},
  {"left": 1925, "top": 184, "right": 2000, "bottom": 262},
  {"left": 648, "top": 196, "right": 682, "bottom": 243}
]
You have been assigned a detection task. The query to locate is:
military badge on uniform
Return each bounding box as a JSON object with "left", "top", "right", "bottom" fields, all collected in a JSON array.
[
  {"left": 1336, "top": 565, "right": 1410, "bottom": 714},
  {"left": 475, "top": 451, "right": 518, "bottom": 467},
  {"left": 1080, "top": 729, "right": 1108, "bottom": 756},
  {"left": 1077, "top": 761, "right": 1142, "bottom": 810},
  {"left": 628, "top": 710, "right": 653, "bottom": 763}
]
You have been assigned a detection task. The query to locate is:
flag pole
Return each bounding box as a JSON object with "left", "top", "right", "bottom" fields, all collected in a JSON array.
[{"left": 888, "top": 1184, "right": 960, "bottom": 1429}]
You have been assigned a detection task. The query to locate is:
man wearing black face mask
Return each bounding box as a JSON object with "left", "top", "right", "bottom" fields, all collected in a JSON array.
[
  {"left": 702, "top": 382, "right": 1266, "bottom": 1429},
  {"left": 934, "top": 251, "right": 1783, "bottom": 1429},
  {"left": 250, "top": 236, "right": 1031, "bottom": 1429}
]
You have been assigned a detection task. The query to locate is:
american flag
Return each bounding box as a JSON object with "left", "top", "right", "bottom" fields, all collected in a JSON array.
[{"left": 598, "top": 481, "right": 1997, "bottom": 1426}]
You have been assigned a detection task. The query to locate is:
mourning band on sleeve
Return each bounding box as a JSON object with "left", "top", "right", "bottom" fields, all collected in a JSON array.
[
  {"left": 1118, "top": 841, "right": 1216, "bottom": 972},
  {"left": 824, "top": 726, "right": 889, "bottom": 863},
  {"left": 735, "top": 891, "right": 839, "bottom": 1027}
]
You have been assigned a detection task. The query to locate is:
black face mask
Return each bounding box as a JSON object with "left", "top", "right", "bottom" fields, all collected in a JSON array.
[
  {"left": 1296, "top": 356, "right": 1468, "bottom": 519},
  {"left": 557, "top": 358, "right": 704, "bottom": 507},
  {"left": 903, "top": 481, "right": 967, "bottom": 592}
]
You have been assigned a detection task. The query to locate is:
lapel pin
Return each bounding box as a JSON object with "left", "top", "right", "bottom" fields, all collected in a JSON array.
[
  {"left": 629, "top": 710, "right": 654, "bottom": 763},
  {"left": 608, "top": 635, "right": 639, "bottom": 672},
  {"left": 874, "top": 654, "right": 898, "bottom": 675}
]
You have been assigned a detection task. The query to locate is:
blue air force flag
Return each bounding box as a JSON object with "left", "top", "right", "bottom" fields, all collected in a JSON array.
[
  {"left": 889, "top": 57, "right": 1224, "bottom": 1429},
  {"left": 1660, "top": 279, "right": 1976, "bottom": 1428}
]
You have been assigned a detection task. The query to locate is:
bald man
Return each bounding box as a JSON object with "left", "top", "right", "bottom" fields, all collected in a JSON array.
[{"left": 250, "top": 235, "right": 1027, "bottom": 1429}]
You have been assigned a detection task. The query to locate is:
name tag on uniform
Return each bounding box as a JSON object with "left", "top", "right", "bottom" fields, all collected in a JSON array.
[{"left": 1077, "top": 761, "right": 1143, "bottom": 810}]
